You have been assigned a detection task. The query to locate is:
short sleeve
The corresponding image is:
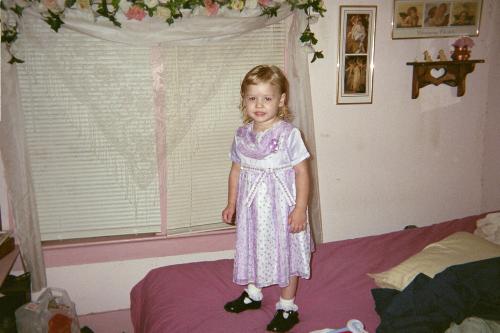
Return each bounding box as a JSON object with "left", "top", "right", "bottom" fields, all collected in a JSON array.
[
  {"left": 229, "top": 138, "right": 240, "bottom": 164},
  {"left": 287, "top": 128, "right": 310, "bottom": 166}
]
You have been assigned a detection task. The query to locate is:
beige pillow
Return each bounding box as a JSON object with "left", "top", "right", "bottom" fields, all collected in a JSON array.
[{"left": 368, "top": 231, "right": 500, "bottom": 290}]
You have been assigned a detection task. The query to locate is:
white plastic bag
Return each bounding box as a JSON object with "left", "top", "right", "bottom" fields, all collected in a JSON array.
[{"left": 15, "top": 287, "right": 80, "bottom": 333}]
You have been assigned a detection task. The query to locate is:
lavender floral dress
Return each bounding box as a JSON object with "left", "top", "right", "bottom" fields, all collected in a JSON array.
[{"left": 230, "top": 120, "right": 313, "bottom": 288}]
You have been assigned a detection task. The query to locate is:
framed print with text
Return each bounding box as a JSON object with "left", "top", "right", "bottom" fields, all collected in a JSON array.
[{"left": 392, "top": 0, "right": 482, "bottom": 39}]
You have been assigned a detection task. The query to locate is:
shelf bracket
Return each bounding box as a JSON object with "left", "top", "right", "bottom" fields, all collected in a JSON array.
[{"left": 406, "top": 60, "right": 484, "bottom": 99}]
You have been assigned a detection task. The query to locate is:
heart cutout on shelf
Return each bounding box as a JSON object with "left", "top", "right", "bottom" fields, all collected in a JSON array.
[{"left": 430, "top": 68, "right": 446, "bottom": 79}]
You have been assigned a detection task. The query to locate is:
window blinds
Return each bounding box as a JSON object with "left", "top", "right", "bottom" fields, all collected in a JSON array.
[
  {"left": 17, "top": 17, "right": 285, "bottom": 240},
  {"left": 17, "top": 18, "right": 161, "bottom": 241},
  {"left": 163, "top": 24, "right": 286, "bottom": 234}
]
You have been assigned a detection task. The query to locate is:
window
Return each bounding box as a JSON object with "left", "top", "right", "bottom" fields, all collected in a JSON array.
[{"left": 17, "top": 17, "right": 286, "bottom": 240}]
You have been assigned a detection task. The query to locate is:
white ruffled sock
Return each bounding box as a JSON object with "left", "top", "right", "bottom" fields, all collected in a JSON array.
[
  {"left": 244, "top": 283, "right": 263, "bottom": 304},
  {"left": 276, "top": 297, "right": 299, "bottom": 317}
]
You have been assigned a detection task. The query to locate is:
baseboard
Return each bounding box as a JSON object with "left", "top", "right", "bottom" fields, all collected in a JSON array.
[{"left": 79, "top": 308, "right": 133, "bottom": 333}]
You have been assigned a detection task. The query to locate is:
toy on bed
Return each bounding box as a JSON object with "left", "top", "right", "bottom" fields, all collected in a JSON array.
[
  {"left": 130, "top": 213, "right": 497, "bottom": 333},
  {"left": 309, "top": 319, "right": 368, "bottom": 333}
]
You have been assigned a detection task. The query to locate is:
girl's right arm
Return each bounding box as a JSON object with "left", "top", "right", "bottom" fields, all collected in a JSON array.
[{"left": 222, "top": 162, "right": 240, "bottom": 224}]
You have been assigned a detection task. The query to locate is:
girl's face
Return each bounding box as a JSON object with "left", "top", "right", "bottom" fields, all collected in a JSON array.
[{"left": 244, "top": 82, "right": 285, "bottom": 130}]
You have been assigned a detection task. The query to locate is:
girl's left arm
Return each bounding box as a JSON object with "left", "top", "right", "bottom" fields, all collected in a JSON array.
[{"left": 288, "top": 159, "right": 310, "bottom": 233}]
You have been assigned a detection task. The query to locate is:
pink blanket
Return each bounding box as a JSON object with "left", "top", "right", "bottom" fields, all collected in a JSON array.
[{"left": 130, "top": 215, "right": 479, "bottom": 333}]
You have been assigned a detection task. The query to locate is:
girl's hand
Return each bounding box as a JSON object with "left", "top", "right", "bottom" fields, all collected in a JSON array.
[
  {"left": 288, "top": 208, "right": 307, "bottom": 233},
  {"left": 222, "top": 205, "right": 236, "bottom": 225}
]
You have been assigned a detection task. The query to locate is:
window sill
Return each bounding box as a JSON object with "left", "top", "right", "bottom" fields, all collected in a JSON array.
[
  {"left": 42, "top": 227, "right": 236, "bottom": 267},
  {"left": 42, "top": 226, "right": 235, "bottom": 250}
]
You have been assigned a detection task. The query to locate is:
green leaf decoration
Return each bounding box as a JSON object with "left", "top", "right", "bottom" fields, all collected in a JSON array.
[
  {"left": 1, "top": 0, "right": 327, "bottom": 64},
  {"left": 65, "top": 0, "right": 77, "bottom": 8},
  {"left": 311, "top": 50, "right": 323, "bottom": 63},
  {"left": 45, "top": 11, "right": 65, "bottom": 32},
  {"left": 11, "top": 4, "right": 25, "bottom": 17},
  {"left": 1, "top": 29, "right": 18, "bottom": 43},
  {"left": 109, "top": 15, "right": 122, "bottom": 27},
  {"left": 260, "top": 5, "right": 279, "bottom": 18},
  {"left": 8, "top": 55, "right": 25, "bottom": 64}
]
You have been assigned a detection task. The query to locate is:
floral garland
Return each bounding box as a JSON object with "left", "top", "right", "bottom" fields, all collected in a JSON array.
[{"left": 0, "top": 0, "right": 325, "bottom": 64}]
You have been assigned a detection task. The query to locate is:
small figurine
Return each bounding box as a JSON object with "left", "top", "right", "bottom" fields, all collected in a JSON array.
[
  {"left": 437, "top": 49, "right": 448, "bottom": 61},
  {"left": 423, "top": 50, "right": 433, "bottom": 62}
]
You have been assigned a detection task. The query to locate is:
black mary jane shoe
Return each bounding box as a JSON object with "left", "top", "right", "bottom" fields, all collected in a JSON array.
[
  {"left": 224, "top": 291, "right": 262, "bottom": 313},
  {"left": 266, "top": 309, "right": 299, "bottom": 332}
]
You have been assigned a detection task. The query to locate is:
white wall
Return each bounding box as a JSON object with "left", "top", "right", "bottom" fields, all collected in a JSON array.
[
  {"left": 482, "top": 0, "right": 500, "bottom": 212},
  {"left": 41, "top": 250, "right": 234, "bottom": 315},
  {"left": 310, "top": 0, "right": 497, "bottom": 242}
]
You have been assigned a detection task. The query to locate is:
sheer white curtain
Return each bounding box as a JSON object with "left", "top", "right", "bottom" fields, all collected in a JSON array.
[
  {"left": 1, "top": 46, "right": 47, "bottom": 290},
  {"left": 286, "top": 13, "right": 323, "bottom": 244},
  {"left": 0, "top": 7, "right": 321, "bottom": 290}
]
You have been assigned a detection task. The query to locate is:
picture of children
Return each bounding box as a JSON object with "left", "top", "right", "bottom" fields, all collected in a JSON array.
[
  {"left": 451, "top": 2, "right": 478, "bottom": 26},
  {"left": 344, "top": 56, "right": 367, "bottom": 94},
  {"left": 396, "top": 3, "right": 423, "bottom": 28},
  {"left": 346, "top": 14, "right": 369, "bottom": 54},
  {"left": 392, "top": 0, "right": 481, "bottom": 39},
  {"left": 424, "top": 2, "right": 450, "bottom": 27}
]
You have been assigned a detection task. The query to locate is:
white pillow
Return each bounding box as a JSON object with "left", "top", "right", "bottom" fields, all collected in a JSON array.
[{"left": 368, "top": 232, "right": 500, "bottom": 290}]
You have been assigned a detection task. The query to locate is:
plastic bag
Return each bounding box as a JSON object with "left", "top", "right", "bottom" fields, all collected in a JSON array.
[{"left": 15, "top": 287, "right": 80, "bottom": 333}]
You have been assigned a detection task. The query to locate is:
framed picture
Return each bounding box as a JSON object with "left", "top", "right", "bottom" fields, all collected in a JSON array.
[
  {"left": 337, "top": 6, "right": 377, "bottom": 104},
  {"left": 392, "top": 0, "right": 483, "bottom": 39}
]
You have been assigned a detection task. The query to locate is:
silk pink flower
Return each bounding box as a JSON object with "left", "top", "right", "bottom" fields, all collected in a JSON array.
[
  {"left": 258, "top": 0, "right": 272, "bottom": 6},
  {"left": 126, "top": 6, "right": 146, "bottom": 20},
  {"left": 203, "top": 0, "right": 219, "bottom": 16},
  {"left": 42, "top": 0, "right": 61, "bottom": 12},
  {"left": 452, "top": 36, "right": 475, "bottom": 49}
]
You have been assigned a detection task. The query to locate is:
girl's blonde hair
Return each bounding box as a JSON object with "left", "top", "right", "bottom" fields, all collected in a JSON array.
[{"left": 240, "top": 65, "right": 291, "bottom": 123}]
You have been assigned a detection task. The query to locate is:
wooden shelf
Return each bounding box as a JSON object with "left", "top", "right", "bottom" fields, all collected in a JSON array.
[
  {"left": 0, "top": 245, "right": 19, "bottom": 286},
  {"left": 406, "top": 60, "right": 484, "bottom": 99}
]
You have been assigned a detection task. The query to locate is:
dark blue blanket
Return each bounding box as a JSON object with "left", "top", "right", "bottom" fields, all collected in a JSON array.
[{"left": 372, "top": 256, "right": 500, "bottom": 333}]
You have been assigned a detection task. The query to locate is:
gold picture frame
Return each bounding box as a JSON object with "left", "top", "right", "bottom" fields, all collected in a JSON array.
[
  {"left": 392, "top": 0, "right": 483, "bottom": 39},
  {"left": 337, "top": 6, "right": 377, "bottom": 105}
]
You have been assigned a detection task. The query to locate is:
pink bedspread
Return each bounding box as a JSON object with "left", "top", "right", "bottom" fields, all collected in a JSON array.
[{"left": 130, "top": 215, "right": 480, "bottom": 333}]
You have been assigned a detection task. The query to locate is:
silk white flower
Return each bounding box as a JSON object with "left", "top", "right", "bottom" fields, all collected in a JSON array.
[
  {"left": 245, "top": 0, "right": 257, "bottom": 9},
  {"left": 56, "top": 0, "right": 65, "bottom": 9},
  {"left": 1, "top": 9, "right": 9, "bottom": 25},
  {"left": 77, "top": 0, "right": 90, "bottom": 9},
  {"left": 14, "top": 0, "right": 29, "bottom": 7},
  {"left": 156, "top": 6, "right": 171, "bottom": 18},
  {"left": 118, "top": 0, "right": 130, "bottom": 12},
  {"left": 231, "top": 0, "right": 244, "bottom": 10},
  {"left": 145, "top": 0, "right": 159, "bottom": 8}
]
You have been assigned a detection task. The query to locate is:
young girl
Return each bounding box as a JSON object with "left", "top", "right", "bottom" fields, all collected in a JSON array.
[{"left": 222, "top": 65, "right": 313, "bottom": 332}]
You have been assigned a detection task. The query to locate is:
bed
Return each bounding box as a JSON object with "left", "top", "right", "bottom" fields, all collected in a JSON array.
[{"left": 130, "top": 214, "right": 487, "bottom": 333}]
